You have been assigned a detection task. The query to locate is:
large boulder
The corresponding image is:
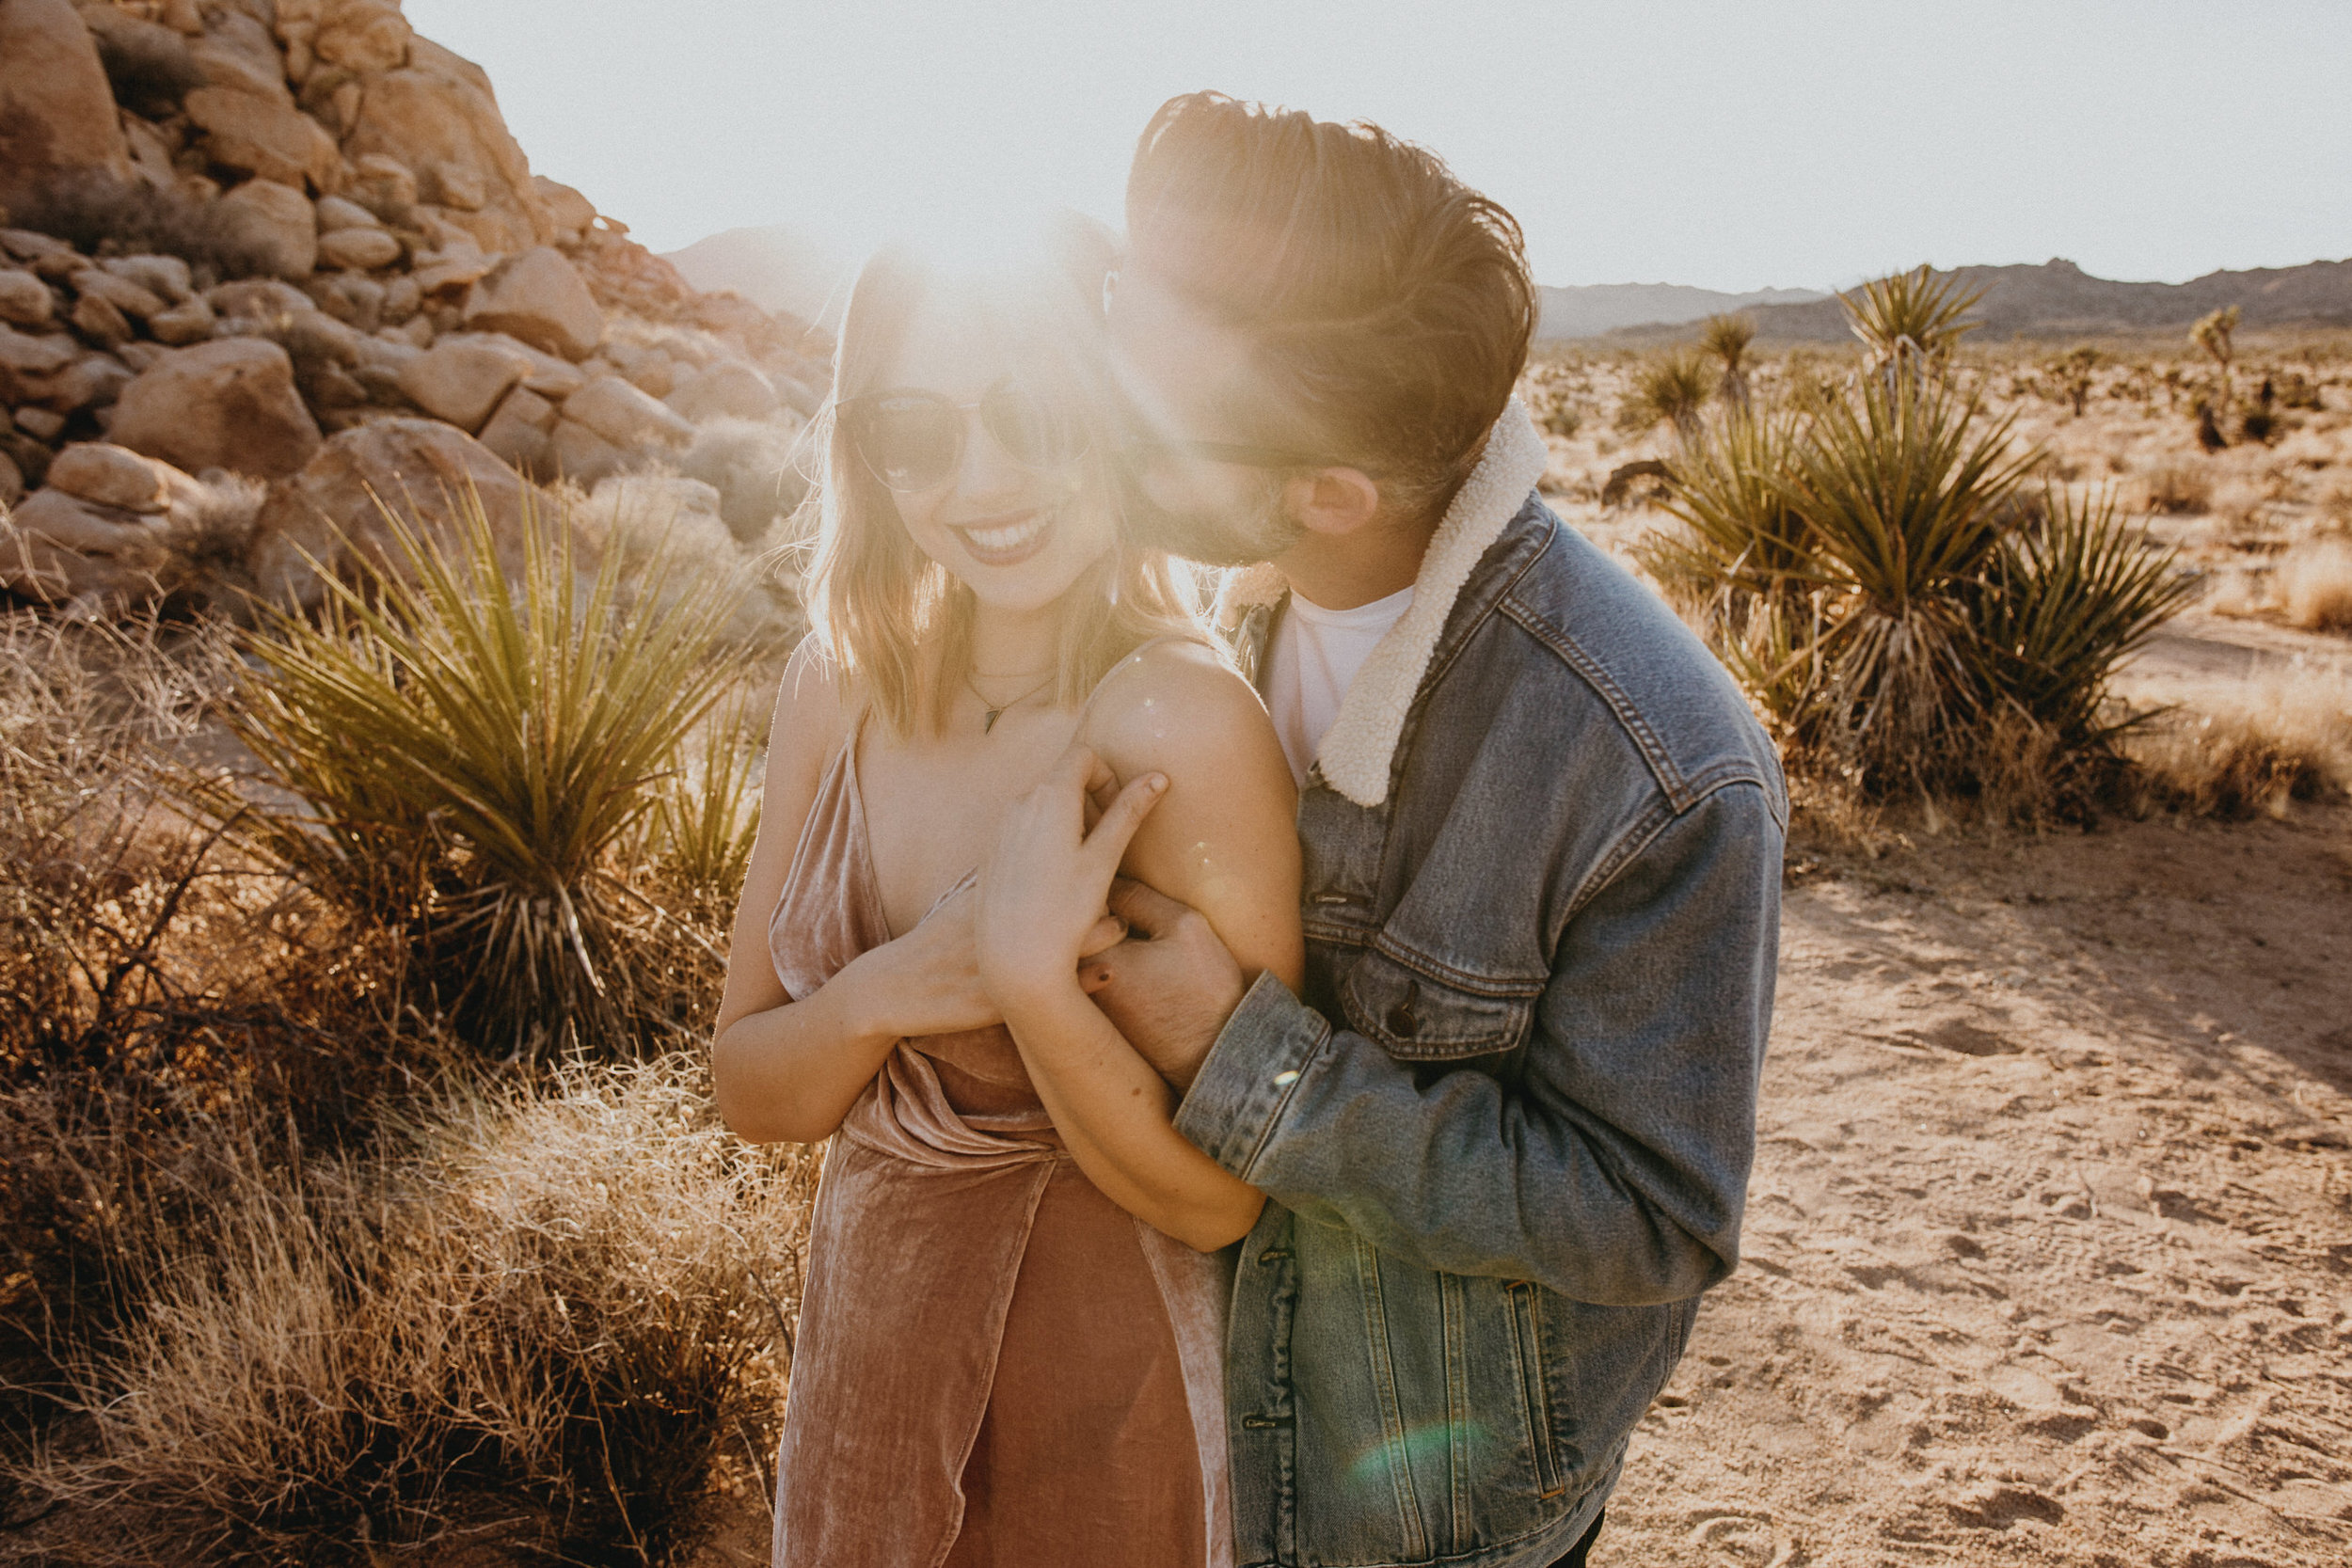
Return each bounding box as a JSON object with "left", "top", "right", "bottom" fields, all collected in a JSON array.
[
  {"left": 461, "top": 247, "right": 602, "bottom": 361},
  {"left": 183, "top": 87, "right": 342, "bottom": 194},
  {"left": 219, "top": 179, "right": 320, "bottom": 279},
  {"left": 246, "top": 417, "right": 578, "bottom": 606},
  {"left": 394, "top": 333, "right": 531, "bottom": 431},
  {"left": 666, "top": 360, "right": 782, "bottom": 425},
  {"left": 107, "top": 338, "right": 324, "bottom": 479},
  {"left": 342, "top": 56, "right": 551, "bottom": 256},
  {"left": 0, "top": 0, "right": 135, "bottom": 216},
  {"left": 313, "top": 0, "right": 412, "bottom": 73},
  {"left": 564, "top": 373, "right": 694, "bottom": 452},
  {"left": 47, "top": 441, "right": 173, "bottom": 512},
  {"left": 0, "top": 322, "right": 78, "bottom": 403}
]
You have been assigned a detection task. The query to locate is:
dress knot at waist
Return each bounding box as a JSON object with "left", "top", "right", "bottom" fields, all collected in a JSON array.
[{"left": 838, "top": 1044, "right": 1062, "bottom": 1171}]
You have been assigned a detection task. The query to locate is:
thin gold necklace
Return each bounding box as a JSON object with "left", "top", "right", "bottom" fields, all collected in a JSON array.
[{"left": 963, "top": 668, "right": 1055, "bottom": 734}]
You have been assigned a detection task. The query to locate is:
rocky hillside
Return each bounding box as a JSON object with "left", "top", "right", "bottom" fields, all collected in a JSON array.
[
  {"left": 1581, "top": 257, "right": 2352, "bottom": 345},
  {"left": 1534, "top": 281, "right": 1826, "bottom": 341},
  {"left": 0, "top": 0, "right": 829, "bottom": 619}
]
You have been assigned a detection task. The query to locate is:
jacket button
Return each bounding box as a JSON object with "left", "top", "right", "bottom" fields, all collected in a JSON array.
[{"left": 1386, "top": 980, "right": 1419, "bottom": 1037}]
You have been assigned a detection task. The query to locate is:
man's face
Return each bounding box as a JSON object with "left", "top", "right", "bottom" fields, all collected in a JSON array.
[{"left": 1103, "top": 261, "right": 1302, "bottom": 568}]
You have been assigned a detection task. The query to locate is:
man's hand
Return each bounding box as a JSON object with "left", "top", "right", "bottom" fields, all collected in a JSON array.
[{"left": 1078, "top": 877, "right": 1248, "bottom": 1092}]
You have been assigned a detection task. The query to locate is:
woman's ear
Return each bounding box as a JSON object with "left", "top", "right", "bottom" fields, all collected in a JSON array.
[{"left": 1282, "top": 467, "right": 1383, "bottom": 537}]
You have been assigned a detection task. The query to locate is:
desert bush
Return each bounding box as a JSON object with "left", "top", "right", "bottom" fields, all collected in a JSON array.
[
  {"left": 1700, "top": 313, "right": 1756, "bottom": 405},
  {"left": 2122, "top": 668, "right": 2352, "bottom": 817},
  {"left": 11, "top": 176, "right": 278, "bottom": 281},
  {"left": 17, "top": 1052, "right": 817, "bottom": 1564},
  {"left": 675, "top": 418, "right": 810, "bottom": 545},
  {"left": 2143, "top": 463, "right": 2213, "bottom": 515},
  {"left": 1616, "top": 350, "right": 1714, "bottom": 436},
  {"left": 2277, "top": 539, "right": 2352, "bottom": 631},
  {"left": 2192, "top": 305, "right": 2240, "bottom": 406},
  {"left": 1656, "top": 369, "right": 2192, "bottom": 813},
  {"left": 1843, "top": 265, "right": 1981, "bottom": 381},
  {"left": 2042, "top": 346, "right": 2100, "bottom": 416},
  {"left": 203, "top": 486, "right": 743, "bottom": 1059}
]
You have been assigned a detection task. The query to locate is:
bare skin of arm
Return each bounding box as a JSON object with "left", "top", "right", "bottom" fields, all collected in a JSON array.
[
  {"left": 711, "top": 641, "right": 1008, "bottom": 1145},
  {"left": 979, "top": 643, "right": 1302, "bottom": 1251}
]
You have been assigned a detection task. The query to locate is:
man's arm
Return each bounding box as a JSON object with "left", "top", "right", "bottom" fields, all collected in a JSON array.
[{"left": 1100, "top": 781, "right": 1781, "bottom": 1307}]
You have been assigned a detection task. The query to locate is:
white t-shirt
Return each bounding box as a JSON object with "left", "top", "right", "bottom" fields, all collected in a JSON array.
[{"left": 1263, "top": 584, "right": 1415, "bottom": 787}]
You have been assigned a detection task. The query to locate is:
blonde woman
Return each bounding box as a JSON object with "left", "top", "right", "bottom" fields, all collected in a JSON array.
[{"left": 710, "top": 221, "right": 1300, "bottom": 1568}]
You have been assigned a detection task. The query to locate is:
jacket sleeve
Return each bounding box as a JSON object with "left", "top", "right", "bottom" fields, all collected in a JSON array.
[{"left": 1173, "top": 779, "right": 1782, "bottom": 1305}]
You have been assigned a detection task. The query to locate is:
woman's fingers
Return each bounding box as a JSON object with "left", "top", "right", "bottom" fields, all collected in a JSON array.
[
  {"left": 1105, "top": 875, "right": 1190, "bottom": 938},
  {"left": 1083, "top": 770, "right": 1168, "bottom": 872},
  {"left": 1077, "top": 911, "right": 1127, "bottom": 958}
]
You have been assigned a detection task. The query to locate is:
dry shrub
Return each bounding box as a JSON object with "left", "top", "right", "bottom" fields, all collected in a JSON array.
[
  {"left": 17, "top": 1053, "right": 817, "bottom": 1564},
  {"left": 2276, "top": 539, "right": 2352, "bottom": 631},
  {"left": 2122, "top": 668, "right": 2352, "bottom": 817},
  {"left": 11, "top": 175, "right": 278, "bottom": 280},
  {"left": 2142, "top": 463, "right": 2213, "bottom": 515}
]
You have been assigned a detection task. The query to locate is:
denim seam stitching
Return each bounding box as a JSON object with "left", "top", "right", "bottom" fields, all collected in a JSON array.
[
  {"left": 1497, "top": 594, "right": 1692, "bottom": 806},
  {"left": 1366, "top": 935, "right": 1549, "bottom": 998}
]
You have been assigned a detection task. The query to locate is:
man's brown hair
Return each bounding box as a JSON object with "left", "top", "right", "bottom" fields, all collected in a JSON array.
[{"left": 1126, "top": 92, "right": 1536, "bottom": 520}]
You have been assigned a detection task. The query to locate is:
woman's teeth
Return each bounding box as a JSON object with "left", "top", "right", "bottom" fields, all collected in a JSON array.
[{"left": 965, "top": 516, "right": 1047, "bottom": 552}]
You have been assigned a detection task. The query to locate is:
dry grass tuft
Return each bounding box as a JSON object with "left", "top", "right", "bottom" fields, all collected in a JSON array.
[
  {"left": 17, "top": 1053, "right": 816, "bottom": 1564},
  {"left": 2141, "top": 462, "right": 2214, "bottom": 515},
  {"left": 2276, "top": 539, "right": 2352, "bottom": 631},
  {"left": 2122, "top": 667, "right": 2352, "bottom": 817}
]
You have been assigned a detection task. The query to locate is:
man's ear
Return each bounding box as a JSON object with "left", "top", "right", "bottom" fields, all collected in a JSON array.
[{"left": 1282, "top": 467, "right": 1383, "bottom": 537}]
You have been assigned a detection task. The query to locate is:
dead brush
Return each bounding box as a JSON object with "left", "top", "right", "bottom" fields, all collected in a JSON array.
[
  {"left": 2122, "top": 666, "right": 2352, "bottom": 817},
  {"left": 2142, "top": 463, "right": 2213, "bottom": 515},
  {"left": 15, "top": 1053, "right": 818, "bottom": 1564},
  {"left": 2275, "top": 539, "right": 2352, "bottom": 631}
]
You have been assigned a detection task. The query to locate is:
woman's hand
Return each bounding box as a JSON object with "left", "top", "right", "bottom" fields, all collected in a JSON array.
[{"left": 978, "top": 746, "right": 1168, "bottom": 1008}]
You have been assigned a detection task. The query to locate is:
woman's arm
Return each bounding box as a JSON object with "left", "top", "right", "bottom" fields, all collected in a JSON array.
[
  {"left": 710, "top": 640, "right": 1005, "bottom": 1145},
  {"left": 978, "top": 642, "right": 1302, "bottom": 1250}
]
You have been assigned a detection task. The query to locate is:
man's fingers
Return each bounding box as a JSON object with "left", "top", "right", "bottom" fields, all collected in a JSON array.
[
  {"left": 1083, "top": 771, "right": 1168, "bottom": 869},
  {"left": 1077, "top": 911, "right": 1127, "bottom": 958},
  {"left": 1106, "top": 875, "right": 1193, "bottom": 936}
]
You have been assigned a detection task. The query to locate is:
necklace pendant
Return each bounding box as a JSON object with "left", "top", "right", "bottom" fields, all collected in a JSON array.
[{"left": 982, "top": 707, "right": 1004, "bottom": 734}]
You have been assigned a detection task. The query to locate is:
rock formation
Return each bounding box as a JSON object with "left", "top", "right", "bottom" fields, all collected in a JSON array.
[{"left": 0, "top": 0, "right": 827, "bottom": 623}]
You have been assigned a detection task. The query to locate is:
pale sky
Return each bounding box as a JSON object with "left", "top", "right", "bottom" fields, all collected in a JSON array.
[{"left": 406, "top": 0, "right": 2351, "bottom": 293}]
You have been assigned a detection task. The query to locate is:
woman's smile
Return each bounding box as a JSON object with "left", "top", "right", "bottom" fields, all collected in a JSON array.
[{"left": 949, "top": 506, "right": 1057, "bottom": 568}]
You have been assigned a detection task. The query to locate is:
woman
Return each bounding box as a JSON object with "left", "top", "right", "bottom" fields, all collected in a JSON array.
[{"left": 710, "top": 220, "right": 1301, "bottom": 1568}]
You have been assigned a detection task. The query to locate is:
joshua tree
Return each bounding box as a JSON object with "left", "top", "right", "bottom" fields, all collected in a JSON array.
[
  {"left": 1699, "top": 312, "right": 1756, "bottom": 407},
  {"left": 2045, "top": 346, "right": 2100, "bottom": 417},
  {"left": 1842, "top": 265, "right": 1982, "bottom": 385},
  {"left": 2191, "top": 305, "right": 2240, "bottom": 409}
]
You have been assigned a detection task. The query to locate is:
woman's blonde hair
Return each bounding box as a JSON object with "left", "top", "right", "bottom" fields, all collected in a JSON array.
[{"left": 802, "top": 217, "right": 1206, "bottom": 736}]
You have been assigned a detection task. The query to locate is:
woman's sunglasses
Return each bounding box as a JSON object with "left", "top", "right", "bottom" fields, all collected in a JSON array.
[{"left": 839, "top": 379, "right": 1089, "bottom": 493}]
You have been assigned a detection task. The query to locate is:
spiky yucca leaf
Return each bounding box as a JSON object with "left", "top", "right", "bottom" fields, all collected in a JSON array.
[
  {"left": 1618, "top": 350, "right": 1714, "bottom": 435},
  {"left": 1645, "top": 405, "right": 1812, "bottom": 614},
  {"left": 220, "top": 483, "right": 741, "bottom": 1056},
  {"left": 1771, "top": 373, "right": 2038, "bottom": 789},
  {"left": 1842, "top": 264, "right": 1982, "bottom": 379},
  {"left": 647, "top": 690, "right": 764, "bottom": 911},
  {"left": 1974, "top": 485, "right": 2198, "bottom": 748}
]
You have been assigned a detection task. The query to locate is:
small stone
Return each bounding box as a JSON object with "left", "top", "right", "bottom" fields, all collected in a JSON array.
[
  {"left": 394, "top": 335, "right": 531, "bottom": 431},
  {"left": 0, "top": 271, "right": 52, "bottom": 329},
  {"left": 72, "top": 269, "right": 168, "bottom": 323},
  {"left": 183, "top": 87, "right": 342, "bottom": 194},
  {"left": 564, "top": 374, "right": 695, "bottom": 452},
  {"left": 429, "top": 159, "right": 487, "bottom": 213},
  {"left": 350, "top": 153, "right": 418, "bottom": 222},
  {"left": 318, "top": 227, "right": 403, "bottom": 272},
  {"left": 477, "top": 384, "right": 556, "bottom": 473},
  {"left": 313, "top": 196, "right": 383, "bottom": 233},
  {"left": 70, "top": 292, "right": 133, "bottom": 349},
  {"left": 48, "top": 442, "right": 172, "bottom": 513},
  {"left": 666, "top": 360, "right": 782, "bottom": 425},
  {"left": 148, "top": 297, "right": 217, "bottom": 347},
  {"left": 0, "top": 449, "right": 20, "bottom": 508},
  {"left": 118, "top": 341, "right": 169, "bottom": 373},
  {"left": 549, "top": 416, "right": 626, "bottom": 484},
  {"left": 14, "top": 406, "right": 65, "bottom": 441},
  {"left": 533, "top": 176, "right": 596, "bottom": 242},
  {"left": 100, "top": 255, "right": 194, "bottom": 305},
  {"left": 220, "top": 180, "right": 320, "bottom": 280},
  {"left": 313, "top": 0, "right": 412, "bottom": 72}
]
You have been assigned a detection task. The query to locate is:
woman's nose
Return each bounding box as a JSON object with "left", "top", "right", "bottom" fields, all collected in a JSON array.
[{"left": 952, "top": 408, "right": 1027, "bottom": 500}]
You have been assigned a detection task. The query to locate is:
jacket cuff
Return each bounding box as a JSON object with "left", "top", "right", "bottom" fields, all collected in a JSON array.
[{"left": 1173, "top": 970, "right": 1329, "bottom": 1180}]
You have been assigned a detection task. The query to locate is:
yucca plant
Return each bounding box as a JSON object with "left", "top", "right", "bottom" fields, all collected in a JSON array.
[
  {"left": 1972, "top": 484, "right": 2197, "bottom": 753},
  {"left": 1618, "top": 349, "right": 1714, "bottom": 436},
  {"left": 1699, "top": 312, "right": 1756, "bottom": 406},
  {"left": 1763, "top": 372, "right": 2039, "bottom": 792},
  {"left": 1641, "top": 405, "right": 1812, "bottom": 618},
  {"left": 212, "top": 483, "right": 743, "bottom": 1058},
  {"left": 1843, "top": 264, "right": 1982, "bottom": 383},
  {"left": 645, "top": 689, "right": 765, "bottom": 913},
  {"left": 2191, "top": 304, "right": 2240, "bottom": 408}
]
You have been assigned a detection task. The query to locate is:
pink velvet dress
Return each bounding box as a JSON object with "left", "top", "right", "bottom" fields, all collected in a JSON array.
[{"left": 766, "top": 713, "right": 1233, "bottom": 1568}]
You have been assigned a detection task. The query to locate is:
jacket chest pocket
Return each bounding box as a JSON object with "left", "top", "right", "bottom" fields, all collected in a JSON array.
[{"left": 1340, "top": 947, "right": 1538, "bottom": 1061}]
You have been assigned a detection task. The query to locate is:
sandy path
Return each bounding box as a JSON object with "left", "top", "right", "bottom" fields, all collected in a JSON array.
[{"left": 1599, "top": 807, "right": 2352, "bottom": 1567}]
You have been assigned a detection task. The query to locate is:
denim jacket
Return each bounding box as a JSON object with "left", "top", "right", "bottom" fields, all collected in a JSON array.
[{"left": 1175, "top": 407, "right": 1787, "bottom": 1567}]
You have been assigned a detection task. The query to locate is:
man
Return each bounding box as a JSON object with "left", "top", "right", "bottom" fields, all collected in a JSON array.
[{"left": 1083, "top": 94, "right": 1787, "bottom": 1568}]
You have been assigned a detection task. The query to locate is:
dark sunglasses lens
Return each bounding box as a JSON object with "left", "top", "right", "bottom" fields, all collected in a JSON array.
[
  {"left": 982, "top": 385, "right": 1086, "bottom": 469},
  {"left": 853, "top": 397, "right": 959, "bottom": 490}
]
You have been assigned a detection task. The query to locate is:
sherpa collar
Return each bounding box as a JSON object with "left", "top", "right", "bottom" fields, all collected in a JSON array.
[{"left": 1215, "top": 398, "right": 1550, "bottom": 808}]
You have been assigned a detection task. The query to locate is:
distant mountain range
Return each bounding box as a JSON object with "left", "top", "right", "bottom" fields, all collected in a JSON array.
[
  {"left": 1534, "top": 283, "right": 1828, "bottom": 340},
  {"left": 1581, "top": 258, "right": 2352, "bottom": 344},
  {"left": 666, "top": 230, "right": 2352, "bottom": 347}
]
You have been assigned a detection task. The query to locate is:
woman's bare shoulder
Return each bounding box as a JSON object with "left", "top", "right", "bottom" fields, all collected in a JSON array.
[
  {"left": 767, "top": 633, "right": 856, "bottom": 789},
  {"left": 1078, "top": 637, "right": 1279, "bottom": 775}
]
